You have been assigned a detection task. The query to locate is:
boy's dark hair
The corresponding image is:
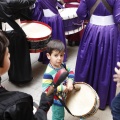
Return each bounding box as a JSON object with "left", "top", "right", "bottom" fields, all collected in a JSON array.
[
  {"left": 0, "top": 30, "right": 9, "bottom": 67},
  {"left": 46, "top": 40, "right": 65, "bottom": 55}
]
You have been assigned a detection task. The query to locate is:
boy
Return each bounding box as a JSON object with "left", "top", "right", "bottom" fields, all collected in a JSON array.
[
  {"left": 0, "top": 30, "right": 53, "bottom": 120},
  {"left": 42, "top": 40, "right": 74, "bottom": 120}
]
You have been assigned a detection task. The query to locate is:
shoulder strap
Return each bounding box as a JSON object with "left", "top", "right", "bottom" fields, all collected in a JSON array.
[
  {"left": 90, "top": 0, "right": 101, "bottom": 16},
  {"left": 90, "top": 0, "right": 112, "bottom": 16},
  {"left": 0, "top": 5, "right": 26, "bottom": 37},
  {"left": 101, "top": 0, "right": 112, "bottom": 14}
]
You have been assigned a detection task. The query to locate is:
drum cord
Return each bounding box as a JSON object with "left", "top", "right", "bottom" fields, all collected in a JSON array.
[{"left": 55, "top": 92, "right": 75, "bottom": 116}]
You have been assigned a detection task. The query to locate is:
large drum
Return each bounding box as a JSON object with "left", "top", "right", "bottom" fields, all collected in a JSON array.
[
  {"left": 21, "top": 21, "right": 52, "bottom": 53},
  {"left": 64, "top": 0, "right": 80, "bottom": 2},
  {"left": 64, "top": 2, "right": 80, "bottom": 8},
  {"left": 59, "top": 8, "right": 83, "bottom": 35},
  {"left": 65, "top": 82, "right": 100, "bottom": 118}
]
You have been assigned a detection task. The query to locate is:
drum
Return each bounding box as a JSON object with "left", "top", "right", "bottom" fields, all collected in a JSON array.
[
  {"left": 21, "top": 21, "right": 52, "bottom": 53},
  {"left": 63, "top": 0, "right": 79, "bottom": 2},
  {"left": 59, "top": 8, "right": 83, "bottom": 35},
  {"left": 64, "top": 2, "right": 80, "bottom": 8},
  {"left": 65, "top": 82, "right": 100, "bottom": 118}
]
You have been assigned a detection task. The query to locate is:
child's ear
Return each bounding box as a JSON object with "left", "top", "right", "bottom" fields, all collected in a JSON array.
[{"left": 46, "top": 53, "right": 50, "bottom": 60}]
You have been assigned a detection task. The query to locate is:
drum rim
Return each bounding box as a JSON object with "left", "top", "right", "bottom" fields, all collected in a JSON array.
[
  {"left": 65, "top": 26, "right": 83, "bottom": 35},
  {"left": 66, "top": 82, "right": 100, "bottom": 118},
  {"left": 75, "top": 82, "right": 99, "bottom": 117},
  {"left": 21, "top": 20, "right": 52, "bottom": 41}
]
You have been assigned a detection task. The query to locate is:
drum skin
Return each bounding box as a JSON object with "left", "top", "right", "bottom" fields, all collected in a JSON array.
[
  {"left": 59, "top": 8, "right": 83, "bottom": 35},
  {"left": 21, "top": 21, "right": 52, "bottom": 53},
  {"left": 65, "top": 82, "right": 100, "bottom": 118}
]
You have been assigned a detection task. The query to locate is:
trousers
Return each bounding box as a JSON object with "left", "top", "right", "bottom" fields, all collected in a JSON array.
[{"left": 111, "top": 93, "right": 120, "bottom": 120}]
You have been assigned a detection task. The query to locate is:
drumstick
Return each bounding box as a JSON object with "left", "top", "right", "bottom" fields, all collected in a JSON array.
[
  {"left": 46, "top": 68, "right": 69, "bottom": 96},
  {"left": 73, "top": 84, "right": 81, "bottom": 91}
]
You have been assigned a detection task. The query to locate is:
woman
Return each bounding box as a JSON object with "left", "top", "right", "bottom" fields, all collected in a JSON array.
[
  {"left": 32, "top": 0, "right": 67, "bottom": 64},
  {"left": 75, "top": 0, "right": 120, "bottom": 110}
]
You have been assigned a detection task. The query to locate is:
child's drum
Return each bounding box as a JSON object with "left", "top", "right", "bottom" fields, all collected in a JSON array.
[
  {"left": 59, "top": 8, "right": 83, "bottom": 35},
  {"left": 21, "top": 21, "right": 52, "bottom": 53},
  {"left": 65, "top": 82, "right": 100, "bottom": 118}
]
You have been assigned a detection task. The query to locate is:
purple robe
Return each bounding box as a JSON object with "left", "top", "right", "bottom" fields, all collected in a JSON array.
[
  {"left": 32, "top": 0, "right": 67, "bottom": 64},
  {"left": 75, "top": 0, "right": 120, "bottom": 109}
]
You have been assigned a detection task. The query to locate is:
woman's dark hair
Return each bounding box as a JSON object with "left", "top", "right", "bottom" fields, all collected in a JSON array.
[
  {"left": 0, "top": 30, "right": 9, "bottom": 67},
  {"left": 46, "top": 40, "right": 65, "bottom": 55}
]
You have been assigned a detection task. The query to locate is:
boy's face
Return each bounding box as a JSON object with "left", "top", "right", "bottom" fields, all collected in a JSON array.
[
  {"left": 46, "top": 50, "right": 64, "bottom": 68},
  {"left": 0, "top": 47, "right": 10, "bottom": 76}
]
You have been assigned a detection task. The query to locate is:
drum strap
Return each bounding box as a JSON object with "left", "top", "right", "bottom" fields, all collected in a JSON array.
[
  {"left": 0, "top": 5, "right": 26, "bottom": 36},
  {"left": 90, "top": 0, "right": 112, "bottom": 16},
  {"left": 101, "top": 0, "right": 113, "bottom": 14},
  {"left": 56, "top": 93, "right": 75, "bottom": 116}
]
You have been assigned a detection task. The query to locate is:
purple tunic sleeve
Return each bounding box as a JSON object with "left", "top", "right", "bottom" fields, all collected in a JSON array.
[
  {"left": 76, "top": 0, "right": 89, "bottom": 20},
  {"left": 113, "top": 0, "right": 120, "bottom": 24},
  {"left": 37, "top": 0, "right": 58, "bottom": 14}
]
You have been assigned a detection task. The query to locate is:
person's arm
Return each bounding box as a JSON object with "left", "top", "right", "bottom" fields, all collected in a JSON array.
[
  {"left": 42, "top": 70, "right": 65, "bottom": 93},
  {"left": 113, "top": 0, "right": 120, "bottom": 25},
  {"left": 76, "top": 0, "right": 90, "bottom": 20},
  {"left": 65, "top": 65, "right": 74, "bottom": 91},
  {"left": 5, "top": 0, "right": 36, "bottom": 9},
  {"left": 35, "top": 109, "right": 47, "bottom": 120},
  {"left": 42, "top": 72, "right": 53, "bottom": 93},
  {"left": 0, "top": 0, "right": 35, "bottom": 20},
  {"left": 43, "top": 74, "right": 67, "bottom": 93},
  {"left": 34, "top": 92, "right": 54, "bottom": 120},
  {"left": 113, "top": 62, "right": 120, "bottom": 87}
]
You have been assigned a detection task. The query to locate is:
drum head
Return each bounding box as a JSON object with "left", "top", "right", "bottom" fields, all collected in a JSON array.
[
  {"left": 66, "top": 82, "right": 98, "bottom": 117},
  {"left": 21, "top": 21, "right": 52, "bottom": 40},
  {"left": 20, "top": 21, "right": 52, "bottom": 53},
  {"left": 59, "top": 8, "right": 78, "bottom": 20}
]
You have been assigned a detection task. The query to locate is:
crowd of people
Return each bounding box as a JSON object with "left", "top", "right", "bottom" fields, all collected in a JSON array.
[{"left": 0, "top": 0, "right": 120, "bottom": 120}]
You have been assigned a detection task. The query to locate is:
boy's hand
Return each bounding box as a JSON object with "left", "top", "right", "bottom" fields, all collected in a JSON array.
[
  {"left": 63, "top": 85, "right": 68, "bottom": 93},
  {"left": 66, "top": 80, "right": 73, "bottom": 91}
]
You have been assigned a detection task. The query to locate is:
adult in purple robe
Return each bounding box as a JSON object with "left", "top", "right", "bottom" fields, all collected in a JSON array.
[
  {"left": 32, "top": 0, "right": 67, "bottom": 64},
  {"left": 75, "top": 0, "right": 120, "bottom": 110}
]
